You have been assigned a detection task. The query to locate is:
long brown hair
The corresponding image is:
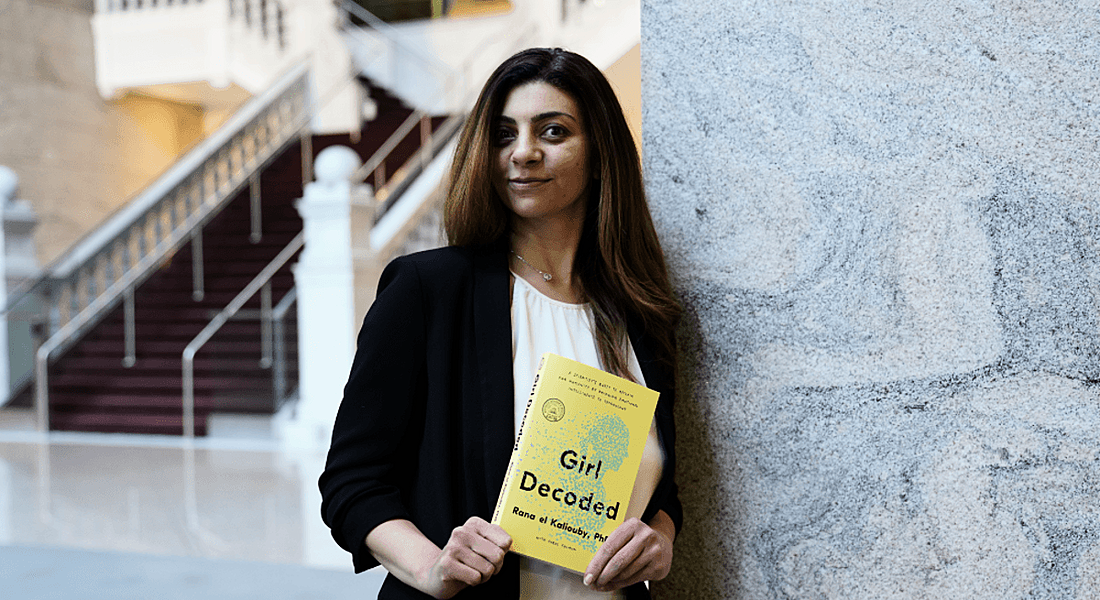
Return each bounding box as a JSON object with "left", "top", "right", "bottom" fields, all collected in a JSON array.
[{"left": 445, "top": 48, "right": 680, "bottom": 375}]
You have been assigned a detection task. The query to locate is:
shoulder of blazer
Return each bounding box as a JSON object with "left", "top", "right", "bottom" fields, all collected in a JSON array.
[
  {"left": 389, "top": 246, "right": 474, "bottom": 276},
  {"left": 379, "top": 245, "right": 510, "bottom": 344},
  {"left": 388, "top": 244, "right": 507, "bottom": 281}
]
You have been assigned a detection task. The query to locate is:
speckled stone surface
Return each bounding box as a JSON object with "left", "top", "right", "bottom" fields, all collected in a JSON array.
[{"left": 642, "top": 1, "right": 1100, "bottom": 598}]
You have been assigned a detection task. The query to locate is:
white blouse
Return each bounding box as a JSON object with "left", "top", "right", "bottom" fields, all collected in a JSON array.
[{"left": 510, "top": 273, "right": 664, "bottom": 600}]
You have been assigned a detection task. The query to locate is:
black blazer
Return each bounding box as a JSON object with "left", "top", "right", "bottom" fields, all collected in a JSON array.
[{"left": 319, "top": 244, "right": 681, "bottom": 600}]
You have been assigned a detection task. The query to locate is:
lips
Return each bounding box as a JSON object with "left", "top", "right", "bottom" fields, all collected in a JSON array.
[{"left": 509, "top": 177, "right": 551, "bottom": 190}]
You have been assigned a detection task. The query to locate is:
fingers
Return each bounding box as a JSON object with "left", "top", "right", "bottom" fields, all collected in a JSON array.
[
  {"left": 435, "top": 517, "right": 513, "bottom": 588},
  {"left": 461, "top": 516, "right": 512, "bottom": 577},
  {"left": 434, "top": 547, "right": 489, "bottom": 588},
  {"left": 465, "top": 516, "right": 513, "bottom": 553},
  {"left": 584, "top": 518, "right": 641, "bottom": 586},
  {"left": 603, "top": 543, "right": 650, "bottom": 587},
  {"left": 584, "top": 518, "right": 672, "bottom": 592}
]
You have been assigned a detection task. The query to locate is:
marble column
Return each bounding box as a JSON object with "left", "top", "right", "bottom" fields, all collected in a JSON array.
[{"left": 642, "top": 1, "right": 1100, "bottom": 598}]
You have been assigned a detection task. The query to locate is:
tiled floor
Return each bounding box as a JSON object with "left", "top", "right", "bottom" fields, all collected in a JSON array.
[{"left": 0, "top": 408, "right": 386, "bottom": 599}]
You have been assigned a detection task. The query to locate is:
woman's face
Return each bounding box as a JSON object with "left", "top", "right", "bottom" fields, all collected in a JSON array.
[{"left": 492, "top": 81, "right": 592, "bottom": 228}]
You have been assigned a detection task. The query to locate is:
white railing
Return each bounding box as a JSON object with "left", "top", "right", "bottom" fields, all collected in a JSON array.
[
  {"left": 92, "top": 0, "right": 291, "bottom": 99},
  {"left": 229, "top": 0, "right": 288, "bottom": 51},
  {"left": 98, "top": 0, "right": 204, "bottom": 13},
  {"left": 97, "top": 0, "right": 285, "bottom": 47},
  {"left": 12, "top": 61, "right": 312, "bottom": 431}
]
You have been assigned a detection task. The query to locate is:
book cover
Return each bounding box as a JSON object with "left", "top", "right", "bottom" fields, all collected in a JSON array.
[{"left": 491, "top": 352, "right": 660, "bottom": 573}]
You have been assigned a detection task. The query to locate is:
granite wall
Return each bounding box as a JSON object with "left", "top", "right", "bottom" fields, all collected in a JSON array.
[{"left": 642, "top": 1, "right": 1100, "bottom": 598}]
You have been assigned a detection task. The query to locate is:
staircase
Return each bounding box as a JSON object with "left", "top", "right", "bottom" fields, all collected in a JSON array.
[
  {"left": 45, "top": 147, "right": 304, "bottom": 436},
  {"left": 10, "top": 78, "right": 451, "bottom": 436}
]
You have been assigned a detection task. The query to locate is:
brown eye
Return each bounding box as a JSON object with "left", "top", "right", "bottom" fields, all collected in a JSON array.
[
  {"left": 543, "top": 124, "right": 568, "bottom": 139},
  {"left": 493, "top": 127, "right": 516, "bottom": 147}
]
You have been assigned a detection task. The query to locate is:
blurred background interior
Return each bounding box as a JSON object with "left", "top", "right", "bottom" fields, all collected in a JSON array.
[{"left": 0, "top": 0, "right": 641, "bottom": 596}]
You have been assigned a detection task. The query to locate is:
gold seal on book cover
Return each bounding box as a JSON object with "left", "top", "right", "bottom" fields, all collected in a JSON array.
[{"left": 542, "top": 398, "right": 565, "bottom": 422}]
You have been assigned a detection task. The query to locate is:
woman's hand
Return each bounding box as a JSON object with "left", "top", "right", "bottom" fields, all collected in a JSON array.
[
  {"left": 421, "top": 516, "right": 513, "bottom": 598},
  {"left": 366, "top": 517, "right": 511, "bottom": 600},
  {"left": 583, "top": 511, "right": 676, "bottom": 592}
]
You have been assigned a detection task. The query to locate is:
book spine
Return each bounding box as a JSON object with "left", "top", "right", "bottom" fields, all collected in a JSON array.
[{"left": 491, "top": 353, "right": 549, "bottom": 525}]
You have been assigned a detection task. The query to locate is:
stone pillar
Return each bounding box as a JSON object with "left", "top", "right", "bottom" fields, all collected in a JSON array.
[
  {"left": 282, "top": 146, "right": 373, "bottom": 449},
  {"left": 0, "top": 166, "right": 39, "bottom": 405},
  {"left": 282, "top": 145, "right": 378, "bottom": 574},
  {"left": 643, "top": 1, "right": 1100, "bottom": 598}
]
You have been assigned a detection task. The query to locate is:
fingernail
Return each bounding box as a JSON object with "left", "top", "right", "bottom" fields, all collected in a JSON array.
[{"left": 583, "top": 574, "right": 594, "bottom": 586}]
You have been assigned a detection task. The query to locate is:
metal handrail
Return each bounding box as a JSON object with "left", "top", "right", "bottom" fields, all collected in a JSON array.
[
  {"left": 359, "top": 108, "right": 428, "bottom": 182},
  {"left": 359, "top": 110, "right": 464, "bottom": 203},
  {"left": 5, "top": 37, "right": 305, "bottom": 320},
  {"left": 271, "top": 287, "right": 297, "bottom": 405},
  {"left": 14, "top": 61, "right": 309, "bottom": 305},
  {"left": 370, "top": 112, "right": 463, "bottom": 212},
  {"left": 30, "top": 62, "right": 311, "bottom": 431},
  {"left": 181, "top": 232, "right": 303, "bottom": 438}
]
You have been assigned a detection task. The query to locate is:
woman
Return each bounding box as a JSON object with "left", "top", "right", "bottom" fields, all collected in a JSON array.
[{"left": 319, "top": 48, "right": 682, "bottom": 600}]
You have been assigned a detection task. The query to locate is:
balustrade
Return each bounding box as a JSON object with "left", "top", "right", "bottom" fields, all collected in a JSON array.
[
  {"left": 8, "top": 62, "right": 311, "bottom": 431},
  {"left": 96, "top": 0, "right": 287, "bottom": 51},
  {"left": 97, "top": 0, "right": 203, "bottom": 13}
]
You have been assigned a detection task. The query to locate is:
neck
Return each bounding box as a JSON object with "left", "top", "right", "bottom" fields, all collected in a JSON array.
[
  {"left": 509, "top": 217, "right": 584, "bottom": 302},
  {"left": 510, "top": 223, "right": 581, "bottom": 278}
]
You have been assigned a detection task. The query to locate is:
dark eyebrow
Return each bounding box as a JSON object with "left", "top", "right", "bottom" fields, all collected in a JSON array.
[
  {"left": 498, "top": 111, "right": 578, "bottom": 125},
  {"left": 534, "top": 111, "right": 574, "bottom": 122}
]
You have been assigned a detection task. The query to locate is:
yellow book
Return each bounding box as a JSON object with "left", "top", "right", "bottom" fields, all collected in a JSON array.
[{"left": 491, "top": 352, "right": 660, "bottom": 573}]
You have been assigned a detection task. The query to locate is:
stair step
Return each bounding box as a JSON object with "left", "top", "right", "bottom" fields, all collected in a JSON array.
[
  {"left": 50, "top": 374, "right": 274, "bottom": 390},
  {"left": 54, "top": 356, "right": 295, "bottom": 372},
  {"left": 50, "top": 393, "right": 215, "bottom": 409},
  {"left": 88, "top": 321, "right": 276, "bottom": 338},
  {"left": 50, "top": 412, "right": 210, "bottom": 436}
]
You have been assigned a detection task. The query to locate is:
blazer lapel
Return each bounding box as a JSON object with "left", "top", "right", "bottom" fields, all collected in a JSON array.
[{"left": 471, "top": 245, "right": 515, "bottom": 512}]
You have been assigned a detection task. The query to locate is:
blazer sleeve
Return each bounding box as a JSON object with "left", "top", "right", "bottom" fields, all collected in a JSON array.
[
  {"left": 319, "top": 256, "right": 428, "bottom": 573},
  {"left": 652, "top": 380, "right": 683, "bottom": 535},
  {"left": 635, "top": 334, "right": 684, "bottom": 537}
]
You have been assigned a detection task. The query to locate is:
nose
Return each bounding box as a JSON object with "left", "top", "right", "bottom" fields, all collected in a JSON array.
[{"left": 510, "top": 133, "right": 541, "bottom": 165}]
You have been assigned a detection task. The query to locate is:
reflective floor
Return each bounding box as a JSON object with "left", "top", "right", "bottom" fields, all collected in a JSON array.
[{"left": 0, "top": 408, "right": 385, "bottom": 599}]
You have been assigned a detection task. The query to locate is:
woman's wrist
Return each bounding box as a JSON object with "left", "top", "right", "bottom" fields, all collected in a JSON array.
[
  {"left": 366, "top": 520, "right": 444, "bottom": 595},
  {"left": 367, "top": 516, "right": 511, "bottom": 599},
  {"left": 646, "top": 509, "right": 677, "bottom": 547}
]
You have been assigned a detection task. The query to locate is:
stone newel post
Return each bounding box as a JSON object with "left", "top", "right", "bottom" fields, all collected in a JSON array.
[
  {"left": 0, "top": 166, "right": 40, "bottom": 406},
  {"left": 282, "top": 146, "right": 383, "bottom": 574},
  {"left": 283, "top": 146, "right": 374, "bottom": 449}
]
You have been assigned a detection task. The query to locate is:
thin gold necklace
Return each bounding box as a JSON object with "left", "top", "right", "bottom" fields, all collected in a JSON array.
[{"left": 510, "top": 250, "right": 553, "bottom": 282}]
